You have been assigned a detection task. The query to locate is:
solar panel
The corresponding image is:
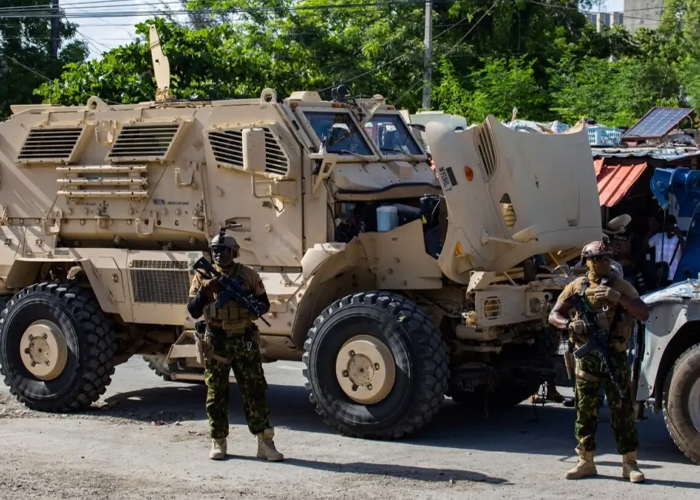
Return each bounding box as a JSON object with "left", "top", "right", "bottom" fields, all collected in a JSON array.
[{"left": 622, "top": 107, "right": 693, "bottom": 139}]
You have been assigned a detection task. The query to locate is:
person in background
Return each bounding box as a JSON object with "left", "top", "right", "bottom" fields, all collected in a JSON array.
[
  {"left": 611, "top": 229, "right": 637, "bottom": 285},
  {"left": 644, "top": 215, "right": 684, "bottom": 289}
]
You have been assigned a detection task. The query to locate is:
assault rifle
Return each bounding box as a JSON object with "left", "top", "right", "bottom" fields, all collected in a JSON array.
[
  {"left": 192, "top": 257, "right": 271, "bottom": 327},
  {"left": 567, "top": 278, "right": 625, "bottom": 398}
]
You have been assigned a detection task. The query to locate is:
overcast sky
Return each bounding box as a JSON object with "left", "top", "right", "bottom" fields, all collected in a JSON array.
[{"left": 62, "top": 0, "right": 627, "bottom": 60}]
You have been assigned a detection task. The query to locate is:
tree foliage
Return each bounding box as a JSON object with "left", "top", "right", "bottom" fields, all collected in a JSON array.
[
  {"left": 0, "top": 0, "right": 88, "bottom": 118},
  {"left": 28, "top": 0, "right": 700, "bottom": 128}
]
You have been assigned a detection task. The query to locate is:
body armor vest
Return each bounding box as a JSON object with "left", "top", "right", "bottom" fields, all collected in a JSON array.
[{"left": 202, "top": 263, "right": 252, "bottom": 330}]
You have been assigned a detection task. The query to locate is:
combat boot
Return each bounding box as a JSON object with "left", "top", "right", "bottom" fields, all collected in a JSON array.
[
  {"left": 209, "top": 438, "right": 226, "bottom": 460},
  {"left": 564, "top": 450, "right": 597, "bottom": 479},
  {"left": 546, "top": 384, "right": 565, "bottom": 403},
  {"left": 256, "top": 428, "right": 283, "bottom": 461},
  {"left": 622, "top": 451, "right": 645, "bottom": 483}
]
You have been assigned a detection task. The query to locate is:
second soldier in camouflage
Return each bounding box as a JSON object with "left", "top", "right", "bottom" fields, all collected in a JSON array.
[{"left": 549, "top": 239, "right": 649, "bottom": 482}]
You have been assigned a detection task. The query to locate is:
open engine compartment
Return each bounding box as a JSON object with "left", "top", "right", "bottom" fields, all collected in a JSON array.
[{"left": 331, "top": 195, "right": 446, "bottom": 259}]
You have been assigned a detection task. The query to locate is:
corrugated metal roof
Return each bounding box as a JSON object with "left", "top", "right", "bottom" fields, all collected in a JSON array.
[{"left": 595, "top": 159, "right": 648, "bottom": 207}]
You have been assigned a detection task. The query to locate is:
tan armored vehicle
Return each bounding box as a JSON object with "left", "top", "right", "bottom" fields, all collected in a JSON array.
[{"left": 0, "top": 27, "right": 602, "bottom": 439}]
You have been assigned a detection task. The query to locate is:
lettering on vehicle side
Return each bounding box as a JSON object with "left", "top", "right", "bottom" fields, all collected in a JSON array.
[
  {"left": 153, "top": 198, "right": 189, "bottom": 206},
  {"left": 438, "top": 166, "right": 458, "bottom": 191}
]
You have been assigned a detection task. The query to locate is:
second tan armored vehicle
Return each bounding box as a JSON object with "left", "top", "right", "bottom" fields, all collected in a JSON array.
[{"left": 0, "top": 28, "right": 602, "bottom": 439}]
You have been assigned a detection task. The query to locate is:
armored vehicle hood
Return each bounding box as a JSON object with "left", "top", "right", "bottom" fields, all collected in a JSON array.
[{"left": 426, "top": 116, "right": 602, "bottom": 282}]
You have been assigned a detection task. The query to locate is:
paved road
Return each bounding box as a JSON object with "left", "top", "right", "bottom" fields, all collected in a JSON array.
[{"left": 0, "top": 358, "right": 698, "bottom": 499}]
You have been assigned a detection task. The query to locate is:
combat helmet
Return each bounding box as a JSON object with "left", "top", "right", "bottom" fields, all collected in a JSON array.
[
  {"left": 580, "top": 239, "right": 612, "bottom": 261},
  {"left": 210, "top": 227, "right": 240, "bottom": 259}
]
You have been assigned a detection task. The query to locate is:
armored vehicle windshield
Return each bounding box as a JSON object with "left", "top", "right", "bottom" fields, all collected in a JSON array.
[
  {"left": 302, "top": 110, "right": 373, "bottom": 155},
  {"left": 365, "top": 113, "right": 423, "bottom": 156}
]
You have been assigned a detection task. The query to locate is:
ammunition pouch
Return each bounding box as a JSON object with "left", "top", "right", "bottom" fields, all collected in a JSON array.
[
  {"left": 595, "top": 311, "right": 610, "bottom": 331},
  {"left": 207, "top": 319, "right": 251, "bottom": 331}
]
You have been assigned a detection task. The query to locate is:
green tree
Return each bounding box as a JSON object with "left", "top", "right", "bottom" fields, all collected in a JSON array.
[
  {"left": 0, "top": 0, "right": 88, "bottom": 118},
  {"left": 35, "top": 0, "right": 598, "bottom": 112},
  {"left": 433, "top": 55, "right": 545, "bottom": 122},
  {"left": 33, "top": 0, "right": 700, "bottom": 128}
]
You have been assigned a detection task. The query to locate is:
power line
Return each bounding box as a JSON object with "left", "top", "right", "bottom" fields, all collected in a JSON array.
[
  {"left": 524, "top": 1, "right": 666, "bottom": 22},
  {"left": 0, "top": 0, "right": 458, "bottom": 12},
  {"left": 3, "top": 54, "right": 53, "bottom": 81},
  {"left": 0, "top": 0, "right": 661, "bottom": 16},
  {"left": 0, "top": 0, "right": 465, "bottom": 18},
  {"left": 443, "top": 0, "right": 501, "bottom": 59},
  {"left": 318, "top": 5, "right": 487, "bottom": 92},
  {"left": 395, "top": 0, "right": 502, "bottom": 107}
]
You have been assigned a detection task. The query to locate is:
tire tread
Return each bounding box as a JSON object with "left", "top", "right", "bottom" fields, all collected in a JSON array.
[
  {"left": 0, "top": 281, "right": 117, "bottom": 412},
  {"left": 662, "top": 341, "right": 700, "bottom": 465},
  {"left": 301, "top": 290, "right": 448, "bottom": 440}
]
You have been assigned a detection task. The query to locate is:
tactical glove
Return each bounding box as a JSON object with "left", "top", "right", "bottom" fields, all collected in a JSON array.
[
  {"left": 567, "top": 319, "right": 586, "bottom": 335},
  {"left": 593, "top": 285, "right": 620, "bottom": 303},
  {"left": 201, "top": 278, "right": 220, "bottom": 300}
]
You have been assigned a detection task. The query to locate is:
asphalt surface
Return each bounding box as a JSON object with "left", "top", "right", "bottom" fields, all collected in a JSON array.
[{"left": 0, "top": 357, "right": 698, "bottom": 499}]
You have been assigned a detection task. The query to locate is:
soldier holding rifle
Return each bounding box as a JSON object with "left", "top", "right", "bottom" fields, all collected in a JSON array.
[
  {"left": 549, "top": 240, "right": 648, "bottom": 482},
  {"left": 187, "top": 228, "right": 283, "bottom": 462}
]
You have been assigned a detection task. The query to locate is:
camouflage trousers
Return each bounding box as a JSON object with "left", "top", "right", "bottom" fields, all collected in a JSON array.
[
  {"left": 574, "top": 349, "right": 639, "bottom": 454},
  {"left": 204, "top": 329, "right": 271, "bottom": 439}
]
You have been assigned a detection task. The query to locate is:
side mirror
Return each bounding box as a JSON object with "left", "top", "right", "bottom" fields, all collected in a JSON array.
[{"left": 242, "top": 128, "right": 267, "bottom": 173}]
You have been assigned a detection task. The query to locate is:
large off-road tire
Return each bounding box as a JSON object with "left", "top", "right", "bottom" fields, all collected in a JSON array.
[
  {"left": 302, "top": 291, "right": 449, "bottom": 440},
  {"left": 0, "top": 282, "right": 117, "bottom": 412},
  {"left": 662, "top": 342, "right": 700, "bottom": 464},
  {"left": 143, "top": 355, "right": 204, "bottom": 384},
  {"left": 143, "top": 355, "right": 175, "bottom": 381}
]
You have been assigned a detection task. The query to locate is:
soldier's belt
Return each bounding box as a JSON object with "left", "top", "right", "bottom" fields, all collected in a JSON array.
[
  {"left": 576, "top": 369, "right": 601, "bottom": 382},
  {"left": 207, "top": 319, "right": 251, "bottom": 332}
]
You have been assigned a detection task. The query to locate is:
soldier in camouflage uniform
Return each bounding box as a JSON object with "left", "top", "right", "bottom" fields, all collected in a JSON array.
[
  {"left": 187, "top": 231, "right": 283, "bottom": 462},
  {"left": 549, "top": 240, "right": 649, "bottom": 482}
]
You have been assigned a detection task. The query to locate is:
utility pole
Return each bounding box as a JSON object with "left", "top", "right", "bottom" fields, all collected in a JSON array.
[
  {"left": 421, "top": 0, "right": 432, "bottom": 110},
  {"left": 51, "top": 0, "right": 59, "bottom": 59}
]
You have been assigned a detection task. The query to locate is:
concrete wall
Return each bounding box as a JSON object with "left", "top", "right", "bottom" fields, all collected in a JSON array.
[{"left": 623, "top": 0, "right": 664, "bottom": 34}]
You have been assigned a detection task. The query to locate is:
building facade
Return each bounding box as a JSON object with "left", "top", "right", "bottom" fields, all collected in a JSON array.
[
  {"left": 623, "top": 0, "right": 664, "bottom": 34},
  {"left": 585, "top": 11, "right": 625, "bottom": 31}
]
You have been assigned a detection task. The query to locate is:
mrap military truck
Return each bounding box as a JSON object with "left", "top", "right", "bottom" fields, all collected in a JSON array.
[{"left": 0, "top": 27, "right": 602, "bottom": 440}]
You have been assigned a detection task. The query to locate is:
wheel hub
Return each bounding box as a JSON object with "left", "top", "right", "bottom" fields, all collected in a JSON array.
[
  {"left": 19, "top": 320, "right": 68, "bottom": 381},
  {"left": 689, "top": 376, "right": 700, "bottom": 434},
  {"left": 335, "top": 334, "right": 396, "bottom": 404}
]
